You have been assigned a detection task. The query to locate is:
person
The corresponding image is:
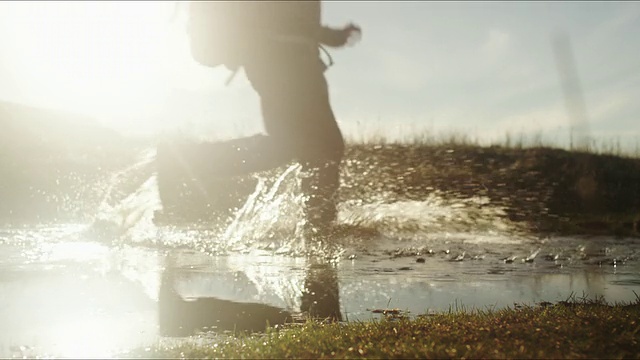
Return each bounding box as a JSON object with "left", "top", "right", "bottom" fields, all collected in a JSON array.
[{"left": 157, "top": 1, "right": 361, "bottom": 236}]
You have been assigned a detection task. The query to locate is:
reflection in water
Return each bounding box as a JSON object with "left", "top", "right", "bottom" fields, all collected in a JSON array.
[
  {"left": 159, "top": 278, "right": 293, "bottom": 336},
  {"left": 157, "top": 254, "right": 342, "bottom": 336},
  {"left": 300, "top": 261, "right": 342, "bottom": 321}
]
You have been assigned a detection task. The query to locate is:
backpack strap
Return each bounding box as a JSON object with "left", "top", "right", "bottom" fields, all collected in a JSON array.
[{"left": 318, "top": 44, "right": 334, "bottom": 70}]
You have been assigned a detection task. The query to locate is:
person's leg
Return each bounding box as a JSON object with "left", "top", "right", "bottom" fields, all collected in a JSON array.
[
  {"left": 300, "top": 261, "right": 342, "bottom": 321},
  {"left": 157, "top": 134, "right": 291, "bottom": 180},
  {"left": 244, "top": 43, "right": 345, "bottom": 232},
  {"left": 299, "top": 156, "right": 343, "bottom": 232},
  {"left": 155, "top": 131, "right": 294, "bottom": 222},
  {"left": 298, "top": 61, "right": 344, "bottom": 231}
]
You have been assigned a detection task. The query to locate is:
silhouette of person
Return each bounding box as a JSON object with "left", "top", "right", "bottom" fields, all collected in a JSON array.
[{"left": 157, "top": 1, "right": 361, "bottom": 235}]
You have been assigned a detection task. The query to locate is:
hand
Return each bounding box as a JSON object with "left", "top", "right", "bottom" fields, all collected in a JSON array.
[
  {"left": 320, "top": 23, "right": 362, "bottom": 48},
  {"left": 343, "top": 23, "right": 362, "bottom": 47}
]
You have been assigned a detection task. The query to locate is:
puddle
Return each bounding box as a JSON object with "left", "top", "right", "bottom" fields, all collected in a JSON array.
[{"left": 1, "top": 224, "right": 639, "bottom": 358}]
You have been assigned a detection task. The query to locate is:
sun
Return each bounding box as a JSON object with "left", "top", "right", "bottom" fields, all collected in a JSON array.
[{"left": 0, "top": 1, "right": 224, "bottom": 133}]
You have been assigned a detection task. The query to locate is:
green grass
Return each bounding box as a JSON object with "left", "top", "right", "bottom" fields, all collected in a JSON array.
[{"left": 132, "top": 297, "right": 640, "bottom": 359}]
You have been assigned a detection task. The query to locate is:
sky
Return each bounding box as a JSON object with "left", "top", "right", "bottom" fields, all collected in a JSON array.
[{"left": 0, "top": 1, "right": 638, "bottom": 151}]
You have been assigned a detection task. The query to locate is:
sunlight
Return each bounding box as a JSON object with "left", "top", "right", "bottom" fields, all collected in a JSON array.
[
  {"left": 47, "top": 317, "right": 126, "bottom": 359},
  {"left": 0, "top": 2, "right": 227, "bottom": 133}
]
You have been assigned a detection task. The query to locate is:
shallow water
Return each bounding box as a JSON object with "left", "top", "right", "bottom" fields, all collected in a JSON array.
[{"left": 1, "top": 161, "right": 639, "bottom": 358}]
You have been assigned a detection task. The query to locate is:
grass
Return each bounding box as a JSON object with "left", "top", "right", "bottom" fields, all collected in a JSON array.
[
  {"left": 131, "top": 296, "right": 640, "bottom": 359},
  {"left": 341, "top": 121, "right": 640, "bottom": 160}
]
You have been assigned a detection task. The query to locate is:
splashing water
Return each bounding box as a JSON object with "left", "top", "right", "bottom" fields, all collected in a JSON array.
[
  {"left": 77, "top": 145, "right": 534, "bottom": 258},
  {"left": 85, "top": 148, "right": 161, "bottom": 244},
  {"left": 221, "top": 163, "right": 307, "bottom": 253},
  {"left": 339, "top": 191, "right": 526, "bottom": 244},
  {"left": 83, "top": 153, "right": 311, "bottom": 255}
]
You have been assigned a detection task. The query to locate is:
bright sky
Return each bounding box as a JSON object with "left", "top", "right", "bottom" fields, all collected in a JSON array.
[{"left": 0, "top": 1, "right": 638, "bottom": 150}]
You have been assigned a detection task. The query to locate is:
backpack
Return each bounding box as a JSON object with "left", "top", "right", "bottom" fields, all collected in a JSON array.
[
  {"left": 187, "top": 1, "right": 256, "bottom": 69},
  {"left": 187, "top": 1, "right": 322, "bottom": 70}
]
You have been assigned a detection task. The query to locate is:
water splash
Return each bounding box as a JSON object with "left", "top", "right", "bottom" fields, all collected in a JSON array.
[
  {"left": 96, "top": 147, "right": 158, "bottom": 209},
  {"left": 339, "top": 190, "right": 524, "bottom": 241},
  {"left": 220, "top": 163, "right": 307, "bottom": 254},
  {"left": 77, "top": 147, "right": 530, "bottom": 257},
  {"left": 85, "top": 148, "right": 161, "bottom": 244},
  {"left": 82, "top": 153, "right": 311, "bottom": 255}
]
